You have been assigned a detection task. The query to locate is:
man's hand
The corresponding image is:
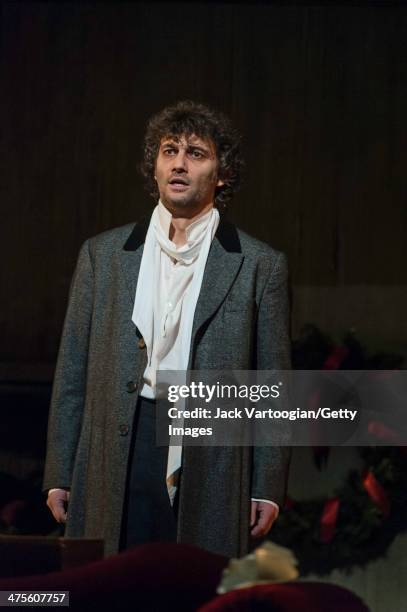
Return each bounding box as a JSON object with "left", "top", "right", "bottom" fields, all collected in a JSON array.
[
  {"left": 250, "top": 500, "right": 278, "bottom": 538},
  {"left": 46, "top": 489, "right": 70, "bottom": 523}
]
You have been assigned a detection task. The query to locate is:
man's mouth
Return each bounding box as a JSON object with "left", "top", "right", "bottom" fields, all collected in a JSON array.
[
  {"left": 168, "top": 177, "right": 189, "bottom": 191},
  {"left": 169, "top": 178, "right": 189, "bottom": 185}
]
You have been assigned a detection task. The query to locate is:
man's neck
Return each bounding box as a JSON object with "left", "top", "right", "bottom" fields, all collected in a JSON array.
[{"left": 166, "top": 202, "right": 214, "bottom": 246}]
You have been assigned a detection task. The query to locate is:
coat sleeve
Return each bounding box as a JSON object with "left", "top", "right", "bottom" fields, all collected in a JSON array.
[
  {"left": 42, "top": 240, "right": 94, "bottom": 492},
  {"left": 251, "top": 252, "right": 292, "bottom": 505}
]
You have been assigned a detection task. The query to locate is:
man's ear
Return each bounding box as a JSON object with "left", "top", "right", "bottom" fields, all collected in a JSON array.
[{"left": 216, "top": 178, "right": 225, "bottom": 187}]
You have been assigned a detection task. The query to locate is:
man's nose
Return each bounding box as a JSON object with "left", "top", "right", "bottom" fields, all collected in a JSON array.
[{"left": 172, "top": 150, "right": 187, "bottom": 172}]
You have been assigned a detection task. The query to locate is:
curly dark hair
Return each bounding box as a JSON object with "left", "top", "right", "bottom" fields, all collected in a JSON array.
[{"left": 140, "top": 100, "right": 244, "bottom": 209}]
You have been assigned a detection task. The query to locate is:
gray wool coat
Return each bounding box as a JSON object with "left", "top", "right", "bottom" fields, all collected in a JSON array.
[{"left": 43, "top": 214, "right": 291, "bottom": 558}]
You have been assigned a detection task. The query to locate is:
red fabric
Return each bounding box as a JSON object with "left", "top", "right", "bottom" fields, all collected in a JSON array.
[
  {"left": 199, "top": 582, "right": 370, "bottom": 612},
  {"left": 320, "top": 497, "right": 340, "bottom": 543},
  {"left": 363, "top": 470, "right": 390, "bottom": 517},
  {"left": 0, "top": 542, "right": 228, "bottom": 611}
]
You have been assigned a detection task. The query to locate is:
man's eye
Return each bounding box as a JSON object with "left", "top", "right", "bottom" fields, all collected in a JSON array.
[
  {"left": 163, "top": 148, "right": 176, "bottom": 155},
  {"left": 190, "top": 150, "right": 204, "bottom": 159}
]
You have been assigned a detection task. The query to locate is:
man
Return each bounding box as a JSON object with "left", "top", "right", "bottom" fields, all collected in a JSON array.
[{"left": 43, "top": 100, "right": 291, "bottom": 558}]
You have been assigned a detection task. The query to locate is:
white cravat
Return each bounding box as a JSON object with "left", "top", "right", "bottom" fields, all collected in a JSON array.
[{"left": 131, "top": 201, "right": 220, "bottom": 503}]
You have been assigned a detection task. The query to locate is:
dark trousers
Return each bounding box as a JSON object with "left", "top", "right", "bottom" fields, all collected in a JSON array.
[{"left": 119, "top": 395, "right": 177, "bottom": 550}]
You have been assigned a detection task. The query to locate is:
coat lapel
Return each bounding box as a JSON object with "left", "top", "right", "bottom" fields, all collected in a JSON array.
[
  {"left": 118, "top": 216, "right": 150, "bottom": 301},
  {"left": 190, "top": 218, "right": 244, "bottom": 357},
  {"left": 118, "top": 247, "right": 144, "bottom": 303}
]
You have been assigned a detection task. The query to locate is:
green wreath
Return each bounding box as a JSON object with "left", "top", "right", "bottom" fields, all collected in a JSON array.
[{"left": 270, "top": 447, "right": 407, "bottom": 575}]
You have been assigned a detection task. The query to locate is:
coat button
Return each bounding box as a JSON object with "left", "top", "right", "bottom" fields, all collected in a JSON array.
[
  {"left": 119, "top": 424, "right": 129, "bottom": 436},
  {"left": 126, "top": 381, "right": 138, "bottom": 393},
  {"left": 138, "top": 337, "right": 146, "bottom": 349}
]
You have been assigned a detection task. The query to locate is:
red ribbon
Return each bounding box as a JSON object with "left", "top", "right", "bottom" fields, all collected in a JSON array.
[
  {"left": 362, "top": 470, "right": 390, "bottom": 517},
  {"left": 320, "top": 497, "right": 340, "bottom": 543},
  {"left": 368, "top": 420, "right": 406, "bottom": 445},
  {"left": 323, "top": 346, "right": 349, "bottom": 370}
]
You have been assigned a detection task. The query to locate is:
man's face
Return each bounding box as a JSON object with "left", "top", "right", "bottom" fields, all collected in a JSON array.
[{"left": 154, "top": 134, "right": 224, "bottom": 215}]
